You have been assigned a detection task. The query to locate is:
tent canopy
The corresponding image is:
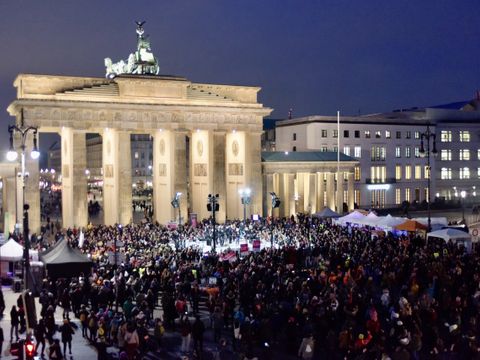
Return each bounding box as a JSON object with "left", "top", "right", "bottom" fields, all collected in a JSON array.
[
  {"left": 41, "top": 240, "right": 92, "bottom": 278},
  {"left": 427, "top": 228, "right": 472, "bottom": 242},
  {"left": 0, "top": 238, "right": 24, "bottom": 262},
  {"left": 313, "top": 207, "right": 340, "bottom": 218},
  {"left": 394, "top": 219, "right": 428, "bottom": 232},
  {"left": 377, "top": 215, "right": 405, "bottom": 228}
]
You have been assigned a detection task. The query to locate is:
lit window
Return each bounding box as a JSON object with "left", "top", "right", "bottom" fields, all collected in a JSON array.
[
  {"left": 415, "top": 165, "right": 422, "bottom": 179},
  {"left": 460, "top": 149, "right": 470, "bottom": 160},
  {"left": 343, "top": 146, "right": 350, "bottom": 156},
  {"left": 441, "top": 149, "right": 452, "bottom": 161},
  {"left": 365, "top": 130, "right": 371, "bottom": 139},
  {"left": 395, "top": 165, "right": 402, "bottom": 180},
  {"left": 354, "top": 166, "right": 361, "bottom": 181},
  {"left": 405, "top": 188, "right": 411, "bottom": 202},
  {"left": 371, "top": 146, "right": 386, "bottom": 161},
  {"left": 395, "top": 147, "right": 401, "bottom": 158},
  {"left": 354, "top": 146, "right": 361, "bottom": 158},
  {"left": 441, "top": 167, "right": 452, "bottom": 180},
  {"left": 478, "top": 149, "right": 480, "bottom": 160},
  {"left": 460, "top": 131, "right": 470, "bottom": 142},
  {"left": 385, "top": 130, "right": 391, "bottom": 139},
  {"left": 460, "top": 167, "right": 470, "bottom": 179},
  {"left": 424, "top": 166, "right": 430, "bottom": 179},
  {"left": 405, "top": 131, "right": 411, "bottom": 139},
  {"left": 333, "top": 130, "right": 338, "bottom": 138},
  {"left": 405, "top": 165, "right": 412, "bottom": 179},
  {"left": 321, "top": 146, "right": 328, "bottom": 152},
  {"left": 414, "top": 131, "right": 420, "bottom": 139},
  {"left": 441, "top": 130, "right": 452, "bottom": 142},
  {"left": 375, "top": 131, "right": 381, "bottom": 138},
  {"left": 395, "top": 189, "right": 401, "bottom": 205},
  {"left": 405, "top": 147, "right": 411, "bottom": 158},
  {"left": 134, "top": 152, "right": 139, "bottom": 159},
  {"left": 478, "top": 168, "right": 480, "bottom": 179},
  {"left": 414, "top": 147, "right": 420, "bottom": 158}
]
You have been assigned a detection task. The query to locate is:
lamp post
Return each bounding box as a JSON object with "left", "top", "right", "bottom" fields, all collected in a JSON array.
[
  {"left": 7, "top": 121, "right": 40, "bottom": 291},
  {"left": 238, "top": 188, "right": 251, "bottom": 222},
  {"left": 460, "top": 190, "right": 466, "bottom": 224},
  {"left": 419, "top": 123, "right": 437, "bottom": 232},
  {"left": 207, "top": 194, "right": 219, "bottom": 252},
  {"left": 269, "top": 192, "right": 281, "bottom": 250}
]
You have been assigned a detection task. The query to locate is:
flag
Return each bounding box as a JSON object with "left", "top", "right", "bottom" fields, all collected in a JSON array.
[{"left": 78, "top": 230, "right": 85, "bottom": 248}]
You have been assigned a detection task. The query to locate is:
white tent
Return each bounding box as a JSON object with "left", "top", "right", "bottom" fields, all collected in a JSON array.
[
  {"left": 0, "top": 238, "right": 24, "bottom": 262},
  {"left": 376, "top": 215, "right": 405, "bottom": 229},
  {"left": 313, "top": 207, "right": 341, "bottom": 218},
  {"left": 427, "top": 228, "right": 473, "bottom": 252},
  {"left": 336, "top": 210, "right": 366, "bottom": 225}
]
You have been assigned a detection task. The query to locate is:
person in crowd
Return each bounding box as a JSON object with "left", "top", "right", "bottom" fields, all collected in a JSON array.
[
  {"left": 60, "top": 318, "right": 75, "bottom": 355},
  {"left": 10, "top": 305, "right": 19, "bottom": 341}
]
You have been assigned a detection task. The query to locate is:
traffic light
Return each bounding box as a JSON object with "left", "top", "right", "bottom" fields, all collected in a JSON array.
[{"left": 25, "top": 340, "right": 35, "bottom": 360}]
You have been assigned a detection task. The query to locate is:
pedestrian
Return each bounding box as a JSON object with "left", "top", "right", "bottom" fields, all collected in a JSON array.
[
  {"left": 10, "top": 305, "right": 19, "bottom": 341},
  {"left": 124, "top": 322, "right": 139, "bottom": 360},
  {"left": 49, "top": 339, "right": 63, "bottom": 360},
  {"left": 212, "top": 306, "right": 224, "bottom": 343},
  {"left": 88, "top": 312, "right": 98, "bottom": 343},
  {"left": 298, "top": 333, "right": 315, "bottom": 359},
  {"left": 192, "top": 315, "right": 205, "bottom": 359},
  {"left": 180, "top": 316, "right": 191, "bottom": 354},
  {"left": 79, "top": 305, "right": 89, "bottom": 338},
  {"left": 35, "top": 318, "right": 47, "bottom": 357},
  {"left": 60, "top": 319, "right": 74, "bottom": 356}
]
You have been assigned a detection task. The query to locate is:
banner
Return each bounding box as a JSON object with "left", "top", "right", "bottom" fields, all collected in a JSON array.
[{"left": 252, "top": 240, "right": 261, "bottom": 252}]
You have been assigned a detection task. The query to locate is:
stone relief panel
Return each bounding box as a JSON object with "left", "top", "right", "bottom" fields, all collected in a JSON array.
[
  {"left": 104, "top": 164, "right": 114, "bottom": 178},
  {"left": 159, "top": 139, "right": 165, "bottom": 156},
  {"left": 228, "top": 163, "right": 243, "bottom": 176},
  {"left": 193, "top": 164, "right": 207, "bottom": 177},
  {"left": 232, "top": 140, "right": 239, "bottom": 157},
  {"left": 158, "top": 163, "right": 167, "bottom": 176},
  {"left": 196, "top": 140, "right": 203, "bottom": 157}
]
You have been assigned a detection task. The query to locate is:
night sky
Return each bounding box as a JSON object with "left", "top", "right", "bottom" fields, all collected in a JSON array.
[{"left": 1, "top": 0, "right": 479, "bottom": 152}]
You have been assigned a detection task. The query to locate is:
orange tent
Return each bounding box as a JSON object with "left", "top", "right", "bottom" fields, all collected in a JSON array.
[{"left": 394, "top": 219, "right": 427, "bottom": 232}]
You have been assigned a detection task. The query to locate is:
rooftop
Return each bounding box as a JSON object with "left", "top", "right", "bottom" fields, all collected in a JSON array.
[{"left": 261, "top": 151, "right": 356, "bottom": 162}]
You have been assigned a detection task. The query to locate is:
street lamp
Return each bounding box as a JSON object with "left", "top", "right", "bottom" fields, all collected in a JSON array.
[
  {"left": 7, "top": 120, "right": 39, "bottom": 292},
  {"left": 461, "top": 190, "right": 466, "bottom": 223},
  {"left": 419, "top": 123, "right": 437, "bottom": 232},
  {"left": 269, "top": 192, "right": 281, "bottom": 250},
  {"left": 170, "top": 192, "right": 182, "bottom": 225},
  {"left": 207, "top": 194, "right": 219, "bottom": 252},
  {"left": 238, "top": 187, "right": 251, "bottom": 222}
]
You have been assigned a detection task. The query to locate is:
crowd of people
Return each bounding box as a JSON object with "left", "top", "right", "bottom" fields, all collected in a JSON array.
[{"left": 16, "top": 215, "right": 480, "bottom": 359}]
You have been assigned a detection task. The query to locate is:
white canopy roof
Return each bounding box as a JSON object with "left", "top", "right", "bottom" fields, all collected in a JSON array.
[
  {"left": 0, "top": 238, "right": 24, "bottom": 262},
  {"left": 336, "top": 210, "right": 366, "bottom": 225},
  {"left": 427, "top": 228, "right": 472, "bottom": 242},
  {"left": 376, "top": 214, "right": 405, "bottom": 228}
]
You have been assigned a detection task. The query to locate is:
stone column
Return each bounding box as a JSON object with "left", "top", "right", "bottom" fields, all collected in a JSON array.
[
  {"left": 286, "top": 173, "right": 295, "bottom": 217},
  {"left": 326, "top": 172, "right": 335, "bottom": 210},
  {"left": 174, "top": 132, "right": 188, "bottom": 224},
  {"left": 347, "top": 172, "right": 355, "bottom": 211},
  {"left": 265, "top": 173, "right": 274, "bottom": 217},
  {"left": 272, "top": 173, "right": 280, "bottom": 218},
  {"left": 102, "top": 129, "right": 132, "bottom": 225},
  {"left": 296, "top": 173, "right": 305, "bottom": 213},
  {"left": 213, "top": 131, "right": 226, "bottom": 223},
  {"left": 3, "top": 176, "right": 17, "bottom": 236},
  {"left": 23, "top": 133, "right": 40, "bottom": 234},
  {"left": 336, "top": 171, "right": 344, "bottom": 214},
  {"left": 190, "top": 130, "right": 213, "bottom": 221},
  {"left": 316, "top": 172, "right": 325, "bottom": 211},
  {"left": 152, "top": 129, "right": 176, "bottom": 224},
  {"left": 246, "top": 132, "right": 263, "bottom": 217},
  {"left": 308, "top": 173, "right": 316, "bottom": 214},
  {"left": 61, "top": 127, "right": 88, "bottom": 228}
]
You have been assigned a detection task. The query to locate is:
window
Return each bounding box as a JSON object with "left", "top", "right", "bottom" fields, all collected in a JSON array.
[
  {"left": 405, "top": 165, "right": 412, "bottom": 179},
  {"left": 141, "top": 152, "right": 145, "bottom": 159},
  {"left": 414, "top": 131, "right": 420, "bottom": 139},
  {"left": 396, "top": 131, "right": 401, "bottom": 139},
  {"left": 354, "top": 166, "right": 361, "bottom": 181},
  {"left": 333, "top": 130, "right": 338, "bottom": 138},
  {"left": 371, "top": 146, "right": 386, "bottom": 161},
  {"left": 354, "top": 146, "right": 361, "bottom": 158},
  {"left": 460, "top": 149, "right": 470, "bottom": 161},
  {"left": 415, "top": 165, "right": 422, "bottom": 179},
  {"left": 414, "top": 147, "right": 420, "bottom": 158},
  {"left": 441, "top": 130, "right": 452, "bottom": 142},
  {"left": 354, "top": 130, "right": 360, "bottom": 138},
  {"left": 441, "top": 167, "right": 452, "bottom": 180},
  {"left": 478, "top": 149, "right": 480, "bottom": 160},
  {"left": 405, "top": 131, "right": 411, "bottom": 139},
  {"left": 478, "top": 167, "right": 480, "bottom": 179},
  {"left": 395, "top": 165, "right": 402, "bottom": 180},
  {"left": 460, "top": 131, "right": 470, "bottom": 142},
  {"left": 405, "top": 147, "right": 411, "bottom": 158},
  {"left": 333, "top": 146, "right": 338, "bottom": 153},
  {"left": 321, "top": 130, "right": 327, "bottom": 138},
  {"left": 365, "top": 130, "right": 371, "bottom": 138},
  {"left": 385, "top": 130, "right": 391, "bottom": 139},
  {"left": 293, "top": 133, "right": 297, "bottom": 141},
  {"left": 441, "top": 149, "right": 452, "bottom": 161},
  {"left": 460, "top": 167, "right": 470, "bottom": 179},
  {"left": 343, "top": 130, "right": 349, "bottom": 138},
  {"left": 321, "top": 146, "right": 328, "bottom": 152},
  {"left": 375, "top": 131, "right": 381, "bottom": 138},
  {"left": 370, "top": 166, "right": 386, "bottom": 182},
  {"left": 343, "top": 146, "right": 350, "bottom": 156},
  {"left": 292, "top": 146, "right": 297, "bottom": 152},
  {"left": 134, "top": 152, "right": 139, "bottom": 159},
  {"left": 424, "top": 166, "right": 430, "bottom": 179},
  {"left": 405, "top": 188, "right": 411, "bottom": 202},
  {"left": 395, "top": 189, "right": 401, "bottom": 205},
  {"left": 395, "top": 147, "right": 401, "bottom": 158}
]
